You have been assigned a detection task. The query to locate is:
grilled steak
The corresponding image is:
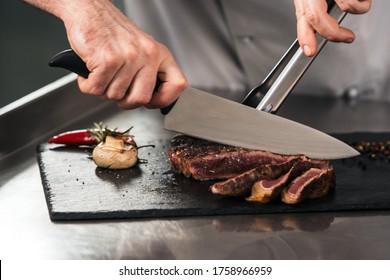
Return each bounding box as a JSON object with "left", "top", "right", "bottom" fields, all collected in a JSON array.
[
  {"left": 169, "top": 135, "right": 289, "bottom": 180},
  {"left": 210, "top": 157, "right": 300, "bottom": 196},
  {"left": 281, "top": 167, "right": 335, "bottom": 204},
  {"left": 247, "top": 158, "right": 329, "bottom": 203},
  {"left": 168, "top": 135, "right": 335, "bottom": 204}
]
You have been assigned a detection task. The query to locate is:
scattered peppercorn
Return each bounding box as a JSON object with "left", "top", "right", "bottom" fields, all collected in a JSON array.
[{"left": 348, "top": 140, "right": 390, "bottom": 169}]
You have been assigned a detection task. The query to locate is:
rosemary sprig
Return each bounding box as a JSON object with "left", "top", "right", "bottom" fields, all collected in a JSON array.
[{"left": 88, "top": 122, "right": 136, "bottom": 146}]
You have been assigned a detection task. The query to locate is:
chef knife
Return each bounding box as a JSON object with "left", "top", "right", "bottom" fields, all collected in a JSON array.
[{"left": 49, "top": 50, "right": 358, "bottom": 160}]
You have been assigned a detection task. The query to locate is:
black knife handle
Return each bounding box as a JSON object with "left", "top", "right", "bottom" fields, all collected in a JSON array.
[
  {"left": 48, "top": 49, "right": 175, "bottom": 114},
  {"left": 49, "top": 49, "right": 90, "bottom": 79}
]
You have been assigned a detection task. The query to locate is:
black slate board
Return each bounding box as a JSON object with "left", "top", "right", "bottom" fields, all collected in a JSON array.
[{"left": 37, "top": 133, "right": 390, "bottom": 221}]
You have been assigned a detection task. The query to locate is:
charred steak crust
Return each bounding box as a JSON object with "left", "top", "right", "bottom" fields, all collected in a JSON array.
[
  {"left": 168, "top": 135, "right": 336, "bottom": 204},
  {"left": 169, "top": 135, "right": 289, "bottom": 180}
]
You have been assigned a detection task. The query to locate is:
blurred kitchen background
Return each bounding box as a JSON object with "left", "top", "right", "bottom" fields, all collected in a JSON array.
[
  {"left": 0, "top": 0, "right": 124, "bottom": 108},
  {"left": 1, "top": 0, "right": 388, "bottom": 109}
]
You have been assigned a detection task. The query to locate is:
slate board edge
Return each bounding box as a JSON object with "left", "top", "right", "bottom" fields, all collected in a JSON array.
[
  {"left": 48, "top": 203, "right": 390, "bottom": 221},
  {"left": 36, "top": 144, "right": 56, "bottom": 219}
]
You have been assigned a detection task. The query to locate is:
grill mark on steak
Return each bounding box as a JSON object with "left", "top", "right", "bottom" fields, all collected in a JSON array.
[
  {"left": 281, "top": 167, "right": 335, "bottom": 204},
  {"left": 210, "top": 157, "right": 300, "bottom": 196},
  {"left": 247, "top": 158, "right": 321, "bottom": 203},
  {"left": 169, "top": 135, "right": 289, "bottom": 180}
]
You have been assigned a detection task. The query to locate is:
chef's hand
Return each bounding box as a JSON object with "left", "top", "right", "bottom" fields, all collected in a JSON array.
[
  {"left": 24, "top": 0, "right": 187, "bottom": 110},
  {"left": 294, "top": 0, "right": 372, "bottom": 57}
]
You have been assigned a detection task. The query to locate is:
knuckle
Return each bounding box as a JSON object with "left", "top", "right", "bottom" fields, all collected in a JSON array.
[
  {"left": 135, "top": 94, "right": 151, "bottom": 106},
  {"left": 126, "top": 99, "right": 146, "bottom": 110},
  {"left": 146, "top": 46, "right": 159, "bottom": 61},
  {"left": 88, "top": 85, "right": 106, "bottom": 96},
  {"left": 122, "top": 47, "right": 138, "bottom": 61},
  {"left": 128, "top": 91, "right": 152, "bottom": 108},
  {"left": 176, "top": 77, "right": 189, "bottom": 91},
  {"left": 295, "top": 8, "right": 304, "bottom": 20},
  {"left": 325, "top": 34, "right": 336, "bottom": 41},
  {"left": 305, "top": 10, "right": 319, "bottom": 26},
  {"left": 141, "top": 38, "right": 160, "bottom": 60},
  {"left": 101, "top": 54, "right": 123, "bottom": 72},
  {"left": 338, "top": 2, "right": 352, "bottom": 12},
  {"left": 324, "top": 30, "right": 340, "bottom": 42},
  {"left": 78, "top": 80, "right": 106, "bottom": 96},
  {"left": 108, "top": 87, "right": 128, "bottom": 101}
]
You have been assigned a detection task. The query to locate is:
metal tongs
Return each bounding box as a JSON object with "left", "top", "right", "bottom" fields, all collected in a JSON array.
[{"left": 242, "top": 0, "right": 347, "bottom": 113}]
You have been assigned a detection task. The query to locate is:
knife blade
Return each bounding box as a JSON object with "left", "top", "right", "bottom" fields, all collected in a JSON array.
[
  {"left": 164, "top": 86, "right": 358, "bottom": 159},
  {"left": 49, "top": 50, "right": 359, "bottom": 159}
]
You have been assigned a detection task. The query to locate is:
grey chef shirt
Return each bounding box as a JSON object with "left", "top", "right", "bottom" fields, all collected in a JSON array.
[{"left": 125, "top": 0, "right": 390, "bottom": 102}]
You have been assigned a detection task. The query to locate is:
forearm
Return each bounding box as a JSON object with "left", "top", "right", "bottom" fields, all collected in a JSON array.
[
  {"left": 23, "top": 0, "right": 73, "bottom": 21},
  {"left": 23, "top": 0, "right": 129, "bottom": 52},
  {"left": 23, "top": 0, "right": 114, "bottom": 28}
]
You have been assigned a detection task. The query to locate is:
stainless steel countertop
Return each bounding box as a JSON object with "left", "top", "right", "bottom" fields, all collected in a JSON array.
[{"left": 1, "top": 75, "right": 390, "bottom": 260}]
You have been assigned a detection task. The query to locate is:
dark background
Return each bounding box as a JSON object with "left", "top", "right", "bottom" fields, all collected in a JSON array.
[{"left": 0, "top": 0, "right": 124, "bottom": 108}]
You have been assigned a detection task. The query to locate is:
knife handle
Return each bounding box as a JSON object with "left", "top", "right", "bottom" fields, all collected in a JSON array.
[
  {"left": 49, "top": 49, "right": 90, "bottom": 78},
  {"left": 49, "top": 49, "right": 174, "bottom": 114}
]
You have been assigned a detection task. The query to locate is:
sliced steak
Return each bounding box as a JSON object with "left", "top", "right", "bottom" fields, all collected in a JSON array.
[
  {"left": 281, "top": 167, "right": 335, "bottom": 204},
  {"left": 168, "top": 135, "right": 335, "bottom": 204},
  {"left": 247, "top": 158, "right": 324, "bottom": 203},
  {"left": 210, "top": 157, "right": 300, "bottom": 196},
  {"left": 169, "top": 135, "right": 290, "bottom": 180}
]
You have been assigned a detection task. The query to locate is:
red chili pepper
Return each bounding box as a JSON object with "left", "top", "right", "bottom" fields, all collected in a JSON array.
[
  {"left": 48, "top": 129, "right": 97, "bottom": 145},
  {"left": 48, "top": 123, "right": 136, "bottom": 146}
]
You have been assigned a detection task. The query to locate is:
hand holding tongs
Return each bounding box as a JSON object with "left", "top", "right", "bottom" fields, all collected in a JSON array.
[{"left": 242, "top": 0, "right": 347, "bottom": 113}]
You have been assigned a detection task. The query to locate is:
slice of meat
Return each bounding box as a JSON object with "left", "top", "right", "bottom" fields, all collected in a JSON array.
[
  {"left": 168, "top": 134, "right": 335, "bottom": 204},
  {"left": 210, "top": 157, "right": 300, "bottom": 196},
  {"left": 247, "top": 159, "right": 329, "bottom": 203},
  {"left": 169, "top": 135, "right": 290, "bottom": 180},
  {"left": 281, "top": 167, "right": 335, "bottom": 204}
]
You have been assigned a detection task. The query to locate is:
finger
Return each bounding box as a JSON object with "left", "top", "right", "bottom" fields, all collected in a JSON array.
[
  {"left": 116, "top": 67, "right": 157, "bottom": 110},
  {"left": 294, "top": 0, "right": 317, "bottom": 56},
  {"left": 77, "top": 56, "right": 118, "bottom": 96},
  {"left": 296, "top": 13, "right": 318, "bottom": 56},
  {"left": 310, "top": 12, "right": 355, "bottom": 43},
  {"left": 145, "top": 58, "right": 188, "bottom": 109},
  {"left": 103, "top": 61, "right": 138, "bottom": 101},
  {"left": 335, "top": 0, "right": 372, "bottom": 14},
  {"left": 303, "top": 0, "right": 355, "bottom": 43},
  {"left": 77, "top": 70, "right": 111, "bottom": 97}
]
